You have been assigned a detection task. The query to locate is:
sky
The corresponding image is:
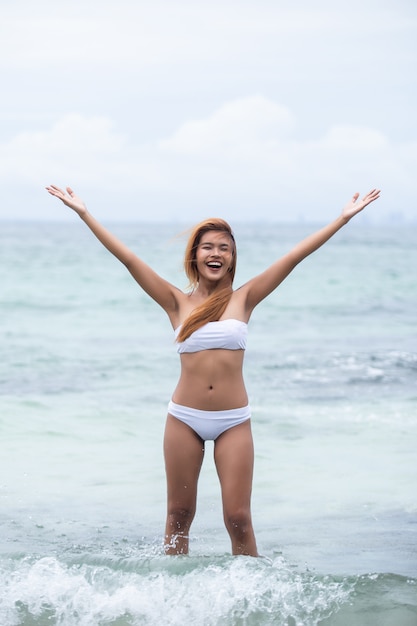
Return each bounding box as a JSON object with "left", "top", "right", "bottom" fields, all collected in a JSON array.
[{"left": 1, "top": 0, "right": 416, "bottom": 223}]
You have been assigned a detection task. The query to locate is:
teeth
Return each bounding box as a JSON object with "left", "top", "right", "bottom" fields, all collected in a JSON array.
[{"left": 207, "top": 262, "right": 221, "bottom": 267}]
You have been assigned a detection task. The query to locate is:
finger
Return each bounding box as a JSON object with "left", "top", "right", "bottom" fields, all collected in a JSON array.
[
  {"left": 365, "top": 189, "right": 380, "bottom": 201},
  {"left": 362, "top": 189, "right": 381, "bottom": 206},
  {"left": 47, "top": 184, "right": 65, "bottom": 196},
  {"left": 45, "top": 187, "right": 61, "bottom": 197}
]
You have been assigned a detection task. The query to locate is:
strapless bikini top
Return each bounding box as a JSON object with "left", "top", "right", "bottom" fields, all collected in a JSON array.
[{"left": 175, "top": 318, "right": 248, "bottom": 354}]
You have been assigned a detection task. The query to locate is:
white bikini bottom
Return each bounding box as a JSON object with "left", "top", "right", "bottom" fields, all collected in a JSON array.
[{"left": 167, "top": 400, "right": 251, "bottom": 441}]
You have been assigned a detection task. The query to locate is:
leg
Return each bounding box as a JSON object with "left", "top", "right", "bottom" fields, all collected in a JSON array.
[
  {"left": 163, "top": 414, "right": 205, "bottom": 554},
  {"left": 214, "top": 420, "right": 258, "bottom": 556}
]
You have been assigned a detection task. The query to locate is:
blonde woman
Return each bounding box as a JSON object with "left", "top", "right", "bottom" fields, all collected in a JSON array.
[{"left": 46, "top": 185, "right": 380, "bottom": 556}]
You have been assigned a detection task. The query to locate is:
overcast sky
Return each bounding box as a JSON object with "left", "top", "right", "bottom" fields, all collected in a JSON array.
[{"left": 1, "top": 0, "right": 416, "bottom": 222}]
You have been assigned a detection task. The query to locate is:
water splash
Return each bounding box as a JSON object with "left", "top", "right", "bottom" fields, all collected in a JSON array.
[{"left": 1, "top": 553, "right": 353, "bottom": 626}]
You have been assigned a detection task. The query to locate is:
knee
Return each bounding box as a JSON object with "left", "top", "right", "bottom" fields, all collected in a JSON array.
[
  {"left": 224, "top": 508, "right": 253, "bottom": 536},
  {"left": 167, "top": 506, "right": 195, "bottom": 532}
]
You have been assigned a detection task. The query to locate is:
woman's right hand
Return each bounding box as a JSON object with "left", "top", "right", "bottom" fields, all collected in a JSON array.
[{"left": 45, "top": 185, "right": 87, "bottom": 217}]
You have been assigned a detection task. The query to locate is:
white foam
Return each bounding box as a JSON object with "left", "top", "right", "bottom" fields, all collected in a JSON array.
[{"left": 0, "top": 555, "right": 352, "bottom": 626}]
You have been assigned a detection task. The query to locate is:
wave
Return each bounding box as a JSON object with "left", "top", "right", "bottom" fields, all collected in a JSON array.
[
  {"left": 1, "top": 551, "right": 415, "bottom": 626},
  {"left": 0, "top": 553, "right": 351, "bottom": 626}
]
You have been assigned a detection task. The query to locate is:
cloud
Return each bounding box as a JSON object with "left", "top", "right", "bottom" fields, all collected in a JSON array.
[
  {"left": 158, "top": 96, "right": 295, "bottom": 158},
  {"left": 155, "top": 97, "right": 414, "bottom": 213},
  {"left": 0, "top": 114, "right": 126, "bottom": 185},
  {"left": 1, "top": 96, "right": 416, "bottom": 220}
]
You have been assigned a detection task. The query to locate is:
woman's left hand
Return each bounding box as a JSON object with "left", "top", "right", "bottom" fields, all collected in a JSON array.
[{"left": 341, "top": 189, "right": 381, "bottom": 222}]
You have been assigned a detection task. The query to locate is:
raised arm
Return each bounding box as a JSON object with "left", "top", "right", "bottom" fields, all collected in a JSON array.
[
  {"left": 45, "top": 185, "right": 181, "bottom": 315},
  {"left": 243, "top": 189, "right": 381, "bottom": 313}
]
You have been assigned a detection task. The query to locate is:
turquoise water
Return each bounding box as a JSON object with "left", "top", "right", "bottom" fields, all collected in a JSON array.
[{"left": 1, "top": 221, "right": 416, "bottom": 625}]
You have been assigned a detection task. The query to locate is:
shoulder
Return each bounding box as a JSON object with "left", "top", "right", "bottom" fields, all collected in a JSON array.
[{"left": 223, "top": 287, "right": 251, "bottom": 322}]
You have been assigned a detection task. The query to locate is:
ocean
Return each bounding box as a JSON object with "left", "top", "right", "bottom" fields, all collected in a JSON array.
[{"left": 1, "top": 220, "right": 416, "bottom": 625}]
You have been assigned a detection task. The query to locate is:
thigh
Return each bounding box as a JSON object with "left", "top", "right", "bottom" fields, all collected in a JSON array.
[
  {"left": 214, "top": 420, "right": 254, "bottom": 511},
  {"left": 164, "top": 414, "right": 205, "bottom": 507}
]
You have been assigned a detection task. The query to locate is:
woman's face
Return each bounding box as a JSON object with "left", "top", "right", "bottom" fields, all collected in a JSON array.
[{"left": 195, "top": 230, "right": 234, "bottom": 283}]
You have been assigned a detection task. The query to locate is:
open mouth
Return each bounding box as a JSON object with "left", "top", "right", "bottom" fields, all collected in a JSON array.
[{"left": 206, "top": 262, "right": 222, "bottom": 269}]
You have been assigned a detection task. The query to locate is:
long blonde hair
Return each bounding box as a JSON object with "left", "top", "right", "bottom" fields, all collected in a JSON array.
[{"left": 177, "top": 218, "right": 237, "bottom": 343}]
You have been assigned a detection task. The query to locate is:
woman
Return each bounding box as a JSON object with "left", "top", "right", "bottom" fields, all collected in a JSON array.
[{"left": 46, "top": 184, "right": 380, "bottom": 556}]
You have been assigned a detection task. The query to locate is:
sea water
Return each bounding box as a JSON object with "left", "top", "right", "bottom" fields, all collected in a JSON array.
[{"left": 0, "top": 220, "right": 416, "bottom": 625}]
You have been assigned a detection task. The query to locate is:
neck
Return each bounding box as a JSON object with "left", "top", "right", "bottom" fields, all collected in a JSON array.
[{"left": 194, "top": 279, "right": 233, "bottom": 299}]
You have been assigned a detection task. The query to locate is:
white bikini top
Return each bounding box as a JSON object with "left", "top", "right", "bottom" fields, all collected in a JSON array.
[{"left": 175, "top": 318, "right": 248, "bottom": 354}]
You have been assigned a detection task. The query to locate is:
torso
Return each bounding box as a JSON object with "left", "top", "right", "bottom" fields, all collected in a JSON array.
[
  {"left": 172, "top": 348, "right": 248, "bottom": 411},
  {"left": 170, "top": 290, "right": 250, "bottom": 411}
]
